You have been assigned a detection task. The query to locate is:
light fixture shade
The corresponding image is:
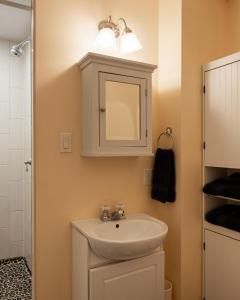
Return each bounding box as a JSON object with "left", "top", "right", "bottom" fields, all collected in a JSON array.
[
  {"left": 120, "top": 32, "right": 142, "bottom": 53},
  {"left": 94, "top": 28, "right": 117, "bottom": 51}
]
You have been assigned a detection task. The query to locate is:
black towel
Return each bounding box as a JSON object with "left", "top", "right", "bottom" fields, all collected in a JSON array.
[
  {"left": 151, "top": 148, "right": 176, "bottom": 203},
  {"left": 203, "top": 172, "right": 240, "bottom": 200},
  {"left": 205, "top": 204, "right": 240, "bottom": 232}
]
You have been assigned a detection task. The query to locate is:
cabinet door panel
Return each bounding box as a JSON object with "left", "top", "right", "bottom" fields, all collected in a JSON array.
[
  {"left": 205, "top": 230, "right": 240, "bottom": 300},
  {"left": 204, "top": 62, "right": 240, "bottom": 167},
  {"left": 90, "top": 252, "right": 164, "bottom": 300},
  {"left": 99, "top": 72, "right": 147, "bottom": 147}
]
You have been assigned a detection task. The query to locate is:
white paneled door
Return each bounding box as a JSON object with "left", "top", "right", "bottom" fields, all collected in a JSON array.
[{"left": 205, "top": 230, "right": 240, "bottom": 300}]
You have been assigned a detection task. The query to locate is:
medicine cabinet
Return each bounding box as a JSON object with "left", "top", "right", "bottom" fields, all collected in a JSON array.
[{"left": 79, "top": 52, "right": 157, "bottom": 156}]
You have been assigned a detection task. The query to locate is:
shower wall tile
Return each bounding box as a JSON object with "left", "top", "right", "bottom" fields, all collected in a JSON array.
[
  {"left": 9, "top": 180, "right": 24, "bottom": 211},
  {"left": 9, "top": 119, "right": 24, "bottom": 149},
  {"left": 0, "top": 197, "right": 8, "bottom": 227},
  {"left": 10, "top": 88, "right": 25, "bottom": 118},
  {"left": 9, "top": 149, "right": 24, "bottom": 181},
  {"left": 0, "top": 70, "right": 10, "bottom": 102},
  {"left": 0, "top": 39, "right": 31, "bottom": 260},
  {"left": 10, "top": 241, "right": 24, "bottom": 258},
  {"left": 0, "top": 134, "right": 8, "bottom": 164},
  {"left": 0, "top": 166, "right": 8, "bottom": 196},
  {"left": 0, "top": 228, "right": 8, "bottom": 259},
  {"left": 10, "top": 57, "right": 24, "bottom": 88},
  {"left": 9, "top": 211, "right": 24, "bottom": 242},
  {"left": 0, "top": 102, "right": 9, "bottom": 133},
  {"left": 0, "top": 40, "right": 10, "bottom": 70}
]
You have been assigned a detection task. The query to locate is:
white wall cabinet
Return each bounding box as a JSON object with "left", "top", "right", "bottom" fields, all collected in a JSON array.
[
  {"left": 204, "top": 53, "right": 240, "bottom": 168},
  {"left": 79, "top": 52, "right": 157, "bottom": 156},
  {"left": 204, "top": 230, "right": 240, "bottom": 300}
]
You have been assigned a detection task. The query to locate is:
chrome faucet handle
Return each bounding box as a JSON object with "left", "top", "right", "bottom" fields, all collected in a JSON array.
[
  {"left": 115, "top": 203, "right": 125, "bottom": 218},
  {"left": 100, "top": 205, "right": 111, "bottom": 222}
]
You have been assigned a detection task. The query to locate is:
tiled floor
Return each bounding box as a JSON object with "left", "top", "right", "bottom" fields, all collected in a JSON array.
[{"left": 0, "top": 257, "right": 31, "bottom": 300}]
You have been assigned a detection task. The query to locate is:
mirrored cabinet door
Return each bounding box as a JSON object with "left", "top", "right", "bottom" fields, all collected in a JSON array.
[
  {"left": 79, "top": 53, "right": 157, "bottom": 156},
  {"left": 99, "top": 72, "right": 147, "bottom": 147}
]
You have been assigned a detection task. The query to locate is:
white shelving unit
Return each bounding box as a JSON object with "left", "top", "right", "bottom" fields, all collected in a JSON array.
[{"left": 203, "top": 53, "right": 240, "bottom": 300}]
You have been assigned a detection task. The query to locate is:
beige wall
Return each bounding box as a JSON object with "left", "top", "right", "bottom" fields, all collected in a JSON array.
[
  {"left": 228, "top": 0, "right": 240, "bottom": 52},
  {"left": 157, "top": 1, "right": 230, "bottom": 299},
  {"left": 157, "top": 1, "right": 182, "bottom": 299},
  {"left": 35, "top": 1, "right": 159, "bottom": 299},
  {"left": 181, "top": 1, "right": 229, "bottom": 299},
  {"left": 35, "top": 0, "right": 240, "bottom": 299}
]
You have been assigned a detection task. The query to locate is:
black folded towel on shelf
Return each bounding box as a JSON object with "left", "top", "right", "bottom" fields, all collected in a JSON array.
[
  {"left": 203, "top": 172, "right": 240, "bottom": 200},
  {"left": 206, "top": 204, "right": 240, "bottom": 232},
  {"left": 151, "top": 148, "right": 176, "bottom": 203}
]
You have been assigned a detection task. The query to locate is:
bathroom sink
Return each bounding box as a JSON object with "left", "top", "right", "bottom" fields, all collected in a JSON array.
[{"left": 72, "top": 214, "right": 168, "bottom": 260}]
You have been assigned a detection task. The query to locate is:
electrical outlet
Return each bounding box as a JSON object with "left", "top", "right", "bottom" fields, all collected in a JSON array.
[{"left": 144, "top": 169, "right": 152, "bottom": 186}]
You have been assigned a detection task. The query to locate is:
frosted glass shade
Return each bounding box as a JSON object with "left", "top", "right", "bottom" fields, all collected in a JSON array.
[
  {"left": 95, "top": 28, "right": 117, "bottom": 50},
  {"left": 120, "top": 32, "right": 142, "bottom": 53}
]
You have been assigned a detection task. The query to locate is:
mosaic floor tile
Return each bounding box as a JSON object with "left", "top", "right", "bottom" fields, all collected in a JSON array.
[{"left": 0, "top": 257, "right": 31, "bottom": 300}]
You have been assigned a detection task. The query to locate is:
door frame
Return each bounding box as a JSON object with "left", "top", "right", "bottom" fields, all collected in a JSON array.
[
  {"left": 31, "top": 1, "right": 35, "bottom": 299},
  {"left": 0, "top": 0, "right": 35, "bottom": 298}
]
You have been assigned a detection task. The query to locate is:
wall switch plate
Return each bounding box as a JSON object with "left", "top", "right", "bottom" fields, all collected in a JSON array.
[
  {"left": 144, "top": 169, "right": 152, "bottom": 186},
  {"left": 60, "top": 133, "right": 72, "bottom": 153}
]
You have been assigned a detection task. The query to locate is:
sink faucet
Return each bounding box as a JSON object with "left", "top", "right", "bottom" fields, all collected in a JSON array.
[
  {"left": 111, "top": 203, "right": 125, "bottom": 220},
  {"left": 100, "top": 205, "right": 111, "bottom": 222},
  {"left": 100, "top": 204, "right": 125, "bottom": 222}
]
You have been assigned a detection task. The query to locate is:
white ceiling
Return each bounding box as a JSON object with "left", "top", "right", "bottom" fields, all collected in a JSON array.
[
  {"left": 0, "top": 3, "right": 31, "bottom": 42},
  {"left": 9, "top": 0, "right": 31, "bottom": 7}
]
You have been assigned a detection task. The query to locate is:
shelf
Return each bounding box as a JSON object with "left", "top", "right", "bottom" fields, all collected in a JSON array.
[
  {"left": 204, "top": 164, "right": 240, "bottom": 170},
  {"left": 204, "top": 221, "right": 240, "bottom": 241},
  {"left": 205, "top": 193, "right": 240, "bottom": 203}
]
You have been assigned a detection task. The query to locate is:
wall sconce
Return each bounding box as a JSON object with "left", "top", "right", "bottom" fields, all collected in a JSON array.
[{"left": 95, "top": 16, "right": 142, "bottom": 53}]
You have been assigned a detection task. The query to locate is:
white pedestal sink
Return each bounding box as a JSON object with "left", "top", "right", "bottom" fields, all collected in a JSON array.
[{"left": 72, "top": 213, "right": 168, "bottom": 260}]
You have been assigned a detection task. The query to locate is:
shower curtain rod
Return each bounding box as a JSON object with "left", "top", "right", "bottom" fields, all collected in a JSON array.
[{"left": 0, "top": 0, "right": 31, "bottom": 11}]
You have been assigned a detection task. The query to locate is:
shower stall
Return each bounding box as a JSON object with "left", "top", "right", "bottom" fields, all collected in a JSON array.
[{"left": 0, "top": 1, "right": 33, "bottom": 299}]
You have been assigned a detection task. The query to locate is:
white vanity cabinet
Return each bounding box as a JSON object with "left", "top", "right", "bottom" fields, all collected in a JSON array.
[
  {"left": 89, "top": 252, "right": 164, "bottom": 300},
  {"left": 79, "top": 52, "right": 157, "bottom": 156},
  {"left": 72, "top": 228, "right": 165, "bottom": 300}
]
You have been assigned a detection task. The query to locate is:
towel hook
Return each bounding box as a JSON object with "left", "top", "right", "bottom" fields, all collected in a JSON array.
[{"left": 157, "top": 127, "right": 174, "bottom": 149}]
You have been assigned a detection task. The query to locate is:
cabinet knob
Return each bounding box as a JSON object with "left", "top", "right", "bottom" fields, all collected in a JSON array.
[{"left": 99, "top": 108, "right": 106, "bottom": 113}]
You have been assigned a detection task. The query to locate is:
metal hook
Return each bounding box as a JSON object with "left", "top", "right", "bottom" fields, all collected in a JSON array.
[{"left": 157, "top": 127, "right": 174, "bottom": 149}]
